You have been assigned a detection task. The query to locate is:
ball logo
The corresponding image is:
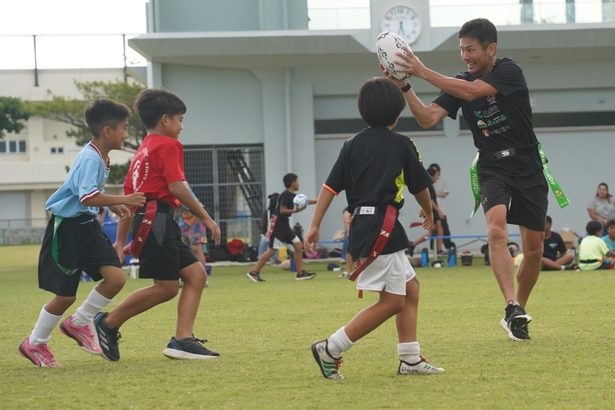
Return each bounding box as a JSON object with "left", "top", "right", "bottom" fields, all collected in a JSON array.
[{"left": 131, "top": 148, "right": 150, "bottom": 192}]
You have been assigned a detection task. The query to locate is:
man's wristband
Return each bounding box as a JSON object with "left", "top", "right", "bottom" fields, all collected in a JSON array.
[{"left": 400, "top": 81, "right": 412, "bottom": 93}]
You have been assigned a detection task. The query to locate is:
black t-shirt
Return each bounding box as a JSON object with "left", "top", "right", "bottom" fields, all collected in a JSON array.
[
  {"left": 276, "top": 189, "right": 295, "bottom": 226},
  {"left": 543, "top": 231, "right": 567, "bottom": 261},
  {"left": 325, "top": 127, "right": 432, "bottom": 258},
  {"left": 434, "top": 58, "right": 542, "bottom": 177}
]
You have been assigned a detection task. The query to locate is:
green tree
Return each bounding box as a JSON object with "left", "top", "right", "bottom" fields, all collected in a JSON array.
[
  {"left": 26, "top": 79, "right": 146, "bottom": 183},
  {"left": 0, "top": 97, "right": 30, "bottom": 139}
]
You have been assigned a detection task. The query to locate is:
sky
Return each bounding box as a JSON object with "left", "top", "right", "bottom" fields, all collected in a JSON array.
[{"left": 0, "top": 0, "right": 604, "bottom": 69}]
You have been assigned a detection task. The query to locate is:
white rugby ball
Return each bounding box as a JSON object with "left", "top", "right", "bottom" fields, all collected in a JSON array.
[
  {"left": 376, "top": 31, "right": 412, "bottom": 81},
  {"left": 293, "top": 193, "right": 308, "bottom": 208}
]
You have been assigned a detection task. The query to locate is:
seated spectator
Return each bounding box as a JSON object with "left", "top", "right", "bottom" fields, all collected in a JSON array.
[
  {"left": 578, "top": 221, "right": 615, "bottom": 271},
  {"left": 541, "top": 216, "right": 575, "bottom": 270},
  {"left": 601, "top": 218, "right": 615, "bottom": 252},
  {"left": 587, "top": 182, "right": 615, "bottom": 235}
]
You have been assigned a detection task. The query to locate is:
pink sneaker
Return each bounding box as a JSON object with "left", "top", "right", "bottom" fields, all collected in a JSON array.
[
  {"left": 18, "top": 338, "right": 61, "bottom": 368},
  {"left": 59, "top": 316, "right": 102, "bottom": 355}
]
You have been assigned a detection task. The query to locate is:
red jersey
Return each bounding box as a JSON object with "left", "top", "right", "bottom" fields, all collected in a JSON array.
[{"left": 124, "top": 134, "right": 185, "bottom": 207}]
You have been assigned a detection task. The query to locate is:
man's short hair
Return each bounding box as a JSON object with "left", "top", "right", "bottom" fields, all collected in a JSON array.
[
  {"left": 586, "top": 220, "right": 603, "bottom": 235},
  {"left": 546, "top": 215, "right": 552, "bottom": 225},
  {"left": 606, "top": 218, "right": 615, "bottom": 229},
  {"left": 459, "top": 18, "right": 497, "bottom": 48},
  {"left": 357, "top": 78, "right": 405, "bottom": 128},
  {"left": 85, "top": 98, "right": 130, "bottom": 138},
  {"left": 283, "top": 173, "right": 298, "bottom": 188},
  {"left": 428, "top": 163, "right": 441, "bottom": 173},
  {"left": 135, "top": 88, "right": 187, "bottom": 129},
  {"left": 427, "top": 167, "right": 437, "bottom": 177}
]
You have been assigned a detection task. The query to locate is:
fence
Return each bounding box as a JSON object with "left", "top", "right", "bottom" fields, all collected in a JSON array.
[{"left": 0, "top": 218, "right": 47, "bottom": 245}]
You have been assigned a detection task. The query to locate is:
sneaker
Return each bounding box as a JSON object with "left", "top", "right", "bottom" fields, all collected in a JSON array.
[
  {"left": 59, "top": 316, "right": 101, "bottom": 355},
  {"left": 563, "top": 263, "right": 578, "bottom": 271},
  {"left": 500, "top": 303, "right": 533, "bottom": 341},
  {"left": 18, "top": 337, "right": 61, "bottom": 368},
  {"left": 338, "top": 271, "right": 349, "bottom": 279},
  {"left": 93, "top": 312, "right": 121, "bottom": 361},
  {"left": 246, "top": 271, "right": 265, "bottom": 282},
  {"left": 311, "top": 339, "right": 343, "bottom": 379},
  {"left": 296, "top": 270, "right": 316, "bottom": 281},
  {"left": 163, "top": 336, "right": 220, "bottom": 360},
  {"left": 397, "top": 356, "right": 445, "bottom": 375}
]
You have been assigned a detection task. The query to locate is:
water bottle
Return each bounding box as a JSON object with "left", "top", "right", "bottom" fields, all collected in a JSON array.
[
  {"left": 129, "top": 258, "right": 140, "bottom": 279},
  {"left": 447, "top": 246, "right": 457, "bottom": 267},
  {"left": 420, "top": 247, "right": 429, "bottom": 267}
]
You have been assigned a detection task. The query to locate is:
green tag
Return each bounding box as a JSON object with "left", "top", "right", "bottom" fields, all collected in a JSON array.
[
  {"left": 51, "top": 216, "right": 80, "bottom": 276},
  {"left": 538, "top": 143, "right": 569, "bottom": 209},
  {"left": 468, "top": 144, "right": 569, "bottom": 217},
  {"left": 469, "top": 153, "right": 481, "bottom": 217}
]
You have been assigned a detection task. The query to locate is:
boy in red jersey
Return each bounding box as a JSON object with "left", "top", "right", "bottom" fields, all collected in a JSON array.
[{"left": 94, "top": 88, "right": 221, "bottom": 361}]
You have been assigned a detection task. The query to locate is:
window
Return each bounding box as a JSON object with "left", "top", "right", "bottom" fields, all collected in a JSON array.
[
  {"left": 50, "top": 147, "right": 64, "bottom": 154},
  {"left": 0, "top": 139, "right": 26, "bottom": 154}
]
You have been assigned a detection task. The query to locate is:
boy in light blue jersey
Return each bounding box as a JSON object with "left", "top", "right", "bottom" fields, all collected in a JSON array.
[{"left": 18, "top": 99, "right": 145, "bottom": 368}]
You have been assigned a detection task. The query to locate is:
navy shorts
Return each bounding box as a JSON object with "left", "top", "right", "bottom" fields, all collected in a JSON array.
[
  {"left": 38, "top": 214, "right": 121, "bottom": 297},
  {"left": 132, "top": 202, "right": 198, "bottom": 281},
  {"left": 479, "top": 168, "right": 548, "bottom": 231}
]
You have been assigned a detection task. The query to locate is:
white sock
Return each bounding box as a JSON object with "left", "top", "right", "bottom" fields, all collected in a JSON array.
[
  {"left": 398, "top": 341, "right": 421, "bottom": 364},
  {"left": 327, "top": 327, "right": 354, "bottom": 358},
  {"left": 29, "top": 307, "right": 62, "bottom": 345},
  {"left": 73, "top": 287, "right": 112, "bottom": 326}
]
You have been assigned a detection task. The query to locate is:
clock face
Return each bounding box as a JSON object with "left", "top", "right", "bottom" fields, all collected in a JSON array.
[{"left": 381, "top": 5, "right": 422, "bottom": 44}]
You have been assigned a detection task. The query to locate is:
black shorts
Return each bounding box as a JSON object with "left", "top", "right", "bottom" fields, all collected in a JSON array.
[
  {"left": 133, "top": 202, "right": 198, "bottom": 281},
  {"left": 479, "top": 168, "right": 548, "bottom": 231},
  {"left": 268, "top": 220, "right": 298, "bottom": 248},
  {"left": 38, "top": 214, "right": 121, "bottom": 297}
]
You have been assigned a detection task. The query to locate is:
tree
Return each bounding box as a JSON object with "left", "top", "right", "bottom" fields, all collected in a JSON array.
[
  {"left": 26, "top": 78, "right": 146, "bottom": 183},
  {"left": 0, "top": 97, "right": 30, "bottom": 139},
  {"left": 27, "top": 79, "right": 146, "bottom": 151}
]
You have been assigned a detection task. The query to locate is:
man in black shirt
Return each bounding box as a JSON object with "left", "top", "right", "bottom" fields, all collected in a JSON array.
[
  {"left": 542, "top": 215, "right": 575, "bottom": 270},
  {"left": 387, "top": 18, "right": 546, "bottom": 340},
  {"left": 247, "top": 173, "right": 316, "bottom": 282}
]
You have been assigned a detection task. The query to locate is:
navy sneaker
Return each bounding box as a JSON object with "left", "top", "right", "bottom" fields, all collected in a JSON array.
[
  {"left": 500, "top": 303, "right": 533, "bottom": 341},
  {"left": 295, "top": 270, "right": 316, "bottom": 281},
  {"left": 163, "top": 336, "right": 220, "bottom": 360},
  {"left": 93, "top": 312, "right": 121, "bottom": 361},
  {"left": 246, "top": 271, "right": 265, "bottom": 282}
]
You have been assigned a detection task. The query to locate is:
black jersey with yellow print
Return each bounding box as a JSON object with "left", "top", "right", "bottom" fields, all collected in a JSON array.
[{"left": 324, "top": 127, "right": 432, "bottom": 258}]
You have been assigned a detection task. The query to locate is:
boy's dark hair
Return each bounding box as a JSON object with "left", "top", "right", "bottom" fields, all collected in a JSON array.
[
  {"left": 586, "top": 220, "right": 602, "bottom": 236},
  {"left": 427, "top": 167, "right": 437, "bottom": 177},
  {"left": 85, "top": 98, "right": 130, "bottom": 138},
  {"left": 458, "top": 18, "right": 497, "bottom": 48},
  {"left": 283, "top": 173, "right": 298, "bottom": 189},
  {"left": 357, "top": 78, "right": 405, "bottom": 128},
  {"left": 428, "top": 163, "right": 441, "bottom": 173},
  {"left": 546, "top": 215, "right": 552, "bottom": 225},
  {"left": 135, "top": 88, "right": 187, "bottom": 129},
  {"left": 606, "top": 218, "right": 615, "bottom": 229}
]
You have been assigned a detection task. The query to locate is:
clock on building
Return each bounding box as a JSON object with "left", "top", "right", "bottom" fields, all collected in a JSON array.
[{"left": 381, "top": 5, "right": 422, "bottom": 44}]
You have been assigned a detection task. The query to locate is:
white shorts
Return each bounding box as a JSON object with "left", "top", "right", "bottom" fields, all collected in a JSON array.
[{"left": 356, "top": 250, "right": 416, "bottom": 296}]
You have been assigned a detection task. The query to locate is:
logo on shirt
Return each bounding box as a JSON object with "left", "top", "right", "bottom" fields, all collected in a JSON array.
[{"left": 131, "top": 148, "right": 150, "bottom": 192}]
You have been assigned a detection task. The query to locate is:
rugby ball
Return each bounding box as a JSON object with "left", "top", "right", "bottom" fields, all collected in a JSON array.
[
  {"left": 376, "top": 31, "right": 412, "bottom": 81},
  {"left": 293, "top": 193, "right": 308, "bottom": 208}
]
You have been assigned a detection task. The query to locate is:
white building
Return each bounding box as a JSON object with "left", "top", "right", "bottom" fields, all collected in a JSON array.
[{"left": 1, "top": 0, "right": 615, "bottom": 248}]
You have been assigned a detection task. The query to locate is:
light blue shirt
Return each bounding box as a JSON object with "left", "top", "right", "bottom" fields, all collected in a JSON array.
[
  {"left": 46, "top": 143, "right": 109, "bottom": 217},
  {"left": 601, "top": 235, "right": 615, "bottom": 251}
]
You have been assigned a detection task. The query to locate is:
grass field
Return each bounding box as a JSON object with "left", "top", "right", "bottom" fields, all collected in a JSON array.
[{"left": 1, "top": 245, "right": 614, "bottom": 409}]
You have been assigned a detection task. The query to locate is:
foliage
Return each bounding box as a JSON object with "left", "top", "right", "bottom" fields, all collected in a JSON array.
[
  {"left": 2, "top": 245, "right": 615, "bottom": 409},
  {"left": 0, "top": 96, "right": 30, "bottom": 139},
  {"left": 26, "top": 79, "right": 146, "bottom": 152}
]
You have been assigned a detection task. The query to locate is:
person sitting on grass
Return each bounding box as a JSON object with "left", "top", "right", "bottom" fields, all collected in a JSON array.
[
  {"left": 601, "top": 218, "right": 615, "bottom": 252},
  {"left": 541, "top": 215, "right": 576, "bottom": 271},
  {"left": 578, "top": 221, "right": 615, "bottom": 271}
]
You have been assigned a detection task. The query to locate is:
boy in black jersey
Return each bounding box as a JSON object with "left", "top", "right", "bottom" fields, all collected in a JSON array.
[
  {"left": 389, "top": 18, "right": 547, "bottom": 340},
  {"left": 306, "top": 78, "right": 444, "bottom": 379},
  {"left": 246, "top": 173, "right": 316, "bottom": 282}
]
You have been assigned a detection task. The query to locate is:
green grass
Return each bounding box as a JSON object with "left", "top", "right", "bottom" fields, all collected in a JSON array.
[{"left": 1, "top": 245, "right": 614, "bottom": 409}]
